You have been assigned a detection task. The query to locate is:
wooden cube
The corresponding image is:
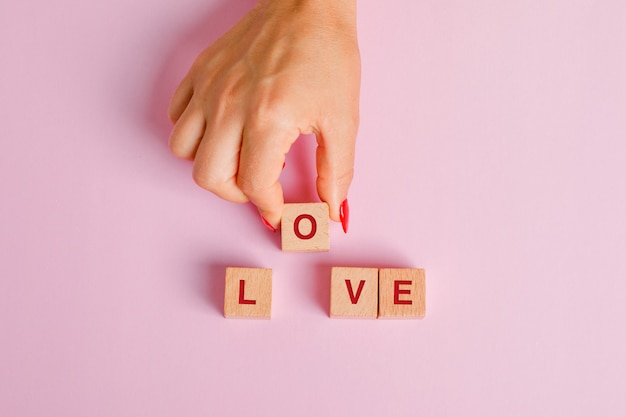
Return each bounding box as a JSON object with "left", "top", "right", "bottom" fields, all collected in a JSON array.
[
  {"left": 281, "top": 203, "right": 330, "bottom": 252},
  {"left": 224, "top": 267, "right": 272, "bottom": 319},
  {"left": 330, "top": 267, "right": 379, "bottom": 318},
  {"left": 378, "top": 268, "right": 426, "bottom": 319}
]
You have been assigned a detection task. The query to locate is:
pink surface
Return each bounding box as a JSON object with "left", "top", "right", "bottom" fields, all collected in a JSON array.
[{"left": 1, "top": 0, "right": 626, "bottom": 415}]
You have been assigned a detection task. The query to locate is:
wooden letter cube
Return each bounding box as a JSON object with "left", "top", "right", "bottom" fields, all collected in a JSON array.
[
  {"left": 330, "top": 267, "right": 379, "bottom": 318},
  {"left": 224, "top": 267, "right": 272, "bottom": 319},
  {"left": 378, "top": 268, "right": 426, "bottom": 319},
  {"left": 281, "top": 203, "right": 330, "bottom": 252}
]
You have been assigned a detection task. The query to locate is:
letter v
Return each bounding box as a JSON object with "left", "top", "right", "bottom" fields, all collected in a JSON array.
[{"left": 345, "top": 280, "right": 366, "bottom": 304}]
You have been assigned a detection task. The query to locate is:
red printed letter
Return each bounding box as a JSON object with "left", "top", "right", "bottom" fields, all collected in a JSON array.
[
  {"left": 345, "top": 280, "right": 366, "bottom": 304},
  {"left": 394, "top": 280, "right": 413, "bottom": 305},
  {"left": 238, "top": 280, "right": 256, "bottom": 305},
  {"left": 293, "top": 214, "right": 317, "bottom": 240}
]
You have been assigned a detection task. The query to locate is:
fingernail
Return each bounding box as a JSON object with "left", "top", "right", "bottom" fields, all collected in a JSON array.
[
  {"left": 339, "top": 198, "right": 349, "bottom": 234},
  {"left": 282, "top": 162, "right": 286, "bottom": 170},
  {"left": 261, "top": 215, "right": 276, "bottom": 233}
]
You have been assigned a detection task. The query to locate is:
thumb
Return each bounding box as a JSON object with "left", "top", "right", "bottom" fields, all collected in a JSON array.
[{"left": 315, "top": 121, "right": 357, "bottom": 227}]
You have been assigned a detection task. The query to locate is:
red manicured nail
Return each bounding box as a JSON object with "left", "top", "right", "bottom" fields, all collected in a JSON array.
[
  {"left": 282, "top": 162, "right": 286, "bottom": 170},
  {"left": 339, "top": 198, "right": 349, "bottom": 234},
  {"left": 261, "top": 215, "right": 276, "bottom": 232}
]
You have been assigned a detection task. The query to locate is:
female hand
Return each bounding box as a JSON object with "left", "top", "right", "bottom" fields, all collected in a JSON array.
[{"left": 168, "top": 0, "right": 360, "bottom": 231}]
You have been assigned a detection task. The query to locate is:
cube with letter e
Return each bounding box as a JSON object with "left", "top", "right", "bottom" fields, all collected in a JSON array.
[{"left": 378, "top": 268, "right": 426, "bottom": 319}]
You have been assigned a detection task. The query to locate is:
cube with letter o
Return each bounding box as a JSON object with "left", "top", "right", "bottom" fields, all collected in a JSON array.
[{"left": 281, "top": 203, "right": 330, "bottom": 252}]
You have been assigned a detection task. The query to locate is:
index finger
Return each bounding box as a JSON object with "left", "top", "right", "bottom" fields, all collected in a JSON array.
[{"left": 237, "top": 124, "right": 299, "bottom": 229}]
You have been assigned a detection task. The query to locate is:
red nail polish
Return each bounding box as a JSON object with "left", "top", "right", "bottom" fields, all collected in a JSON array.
[
  {"left": 261, "top": 215, "right": 276, "bottom": 232},
  {"left": 282, "top": 162, "right": 286, "bottom": 170},
  {"left": 339, "top": 198, "right": 349, "bottom": 234}
]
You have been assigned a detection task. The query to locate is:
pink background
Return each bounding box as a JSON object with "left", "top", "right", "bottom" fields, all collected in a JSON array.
[{"left": 1, "top": 0, "right": 625, "bottom": 415}]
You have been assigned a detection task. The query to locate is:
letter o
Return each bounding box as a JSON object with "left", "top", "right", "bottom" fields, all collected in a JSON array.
[{"left": 294, "top": 214, "right": 317, "bottom": 240}]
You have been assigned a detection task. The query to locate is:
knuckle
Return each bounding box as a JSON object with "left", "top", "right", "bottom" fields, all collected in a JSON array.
[
  {"left": 319, "top": 167, "right": 354, "bottom": 188},
  {"left": 237, "top": 175, "right": 264, "bottom": 197},
  {"left": 338, "top": 112, "right": 361, "bottom": 137},
  {"left": 337, "top": 168, "right": 354, "bottom": 188},
  {"left": 319, "top": 113, "right": 359, "bottom": 145},
  {"left": 167, "top": 106, "right": 178, "bottom": 123},
  {"left": 348, "top": 111, "right": 360, "bottom": 133},
  {"left": 168, "top": 137, "right": 192, "bottom": 160},
  {"left": 192, "top": 168, "right": 220, "bottom": 193},
  {"left": 248, "top": 97, "right": 291, "bottom": 131}
]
